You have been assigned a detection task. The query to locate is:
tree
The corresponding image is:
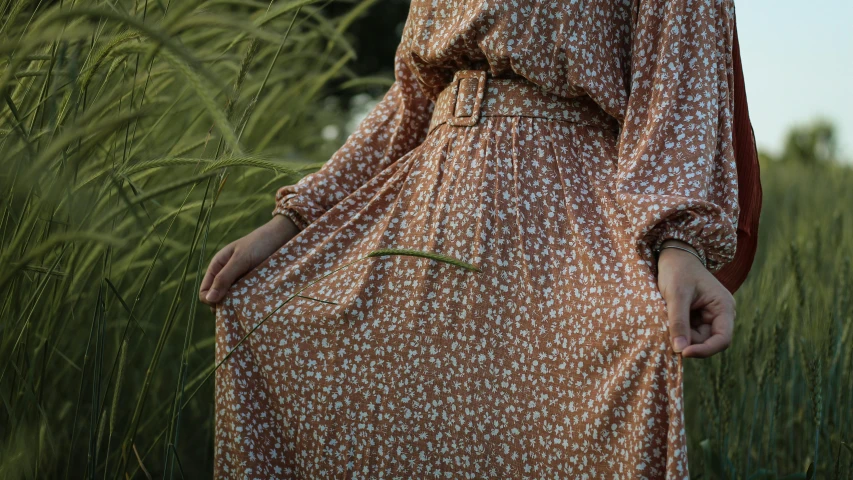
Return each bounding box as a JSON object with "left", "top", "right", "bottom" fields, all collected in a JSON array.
[{"left": 778, "top": 117, "right": 839, "bottom": 165}]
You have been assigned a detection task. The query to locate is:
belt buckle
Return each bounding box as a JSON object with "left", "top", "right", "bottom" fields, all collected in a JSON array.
[{"left": 448, "top": 70, "right": 487, "bottom": 127}]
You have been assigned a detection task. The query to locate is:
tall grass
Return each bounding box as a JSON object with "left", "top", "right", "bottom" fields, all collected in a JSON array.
[
  {"left": 1, "top": 1, "right": 851, "bottom": 479},
  {"left": 0, "top": 0, "right": 379, "bottom": 477},
  {"left": 682, "top": 158, "right": 853, "bottom": 479}
]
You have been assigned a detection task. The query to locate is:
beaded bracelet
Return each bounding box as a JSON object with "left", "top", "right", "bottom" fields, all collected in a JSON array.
[{"left": 658, "top": 244, "right": 707, "bottom": 269}]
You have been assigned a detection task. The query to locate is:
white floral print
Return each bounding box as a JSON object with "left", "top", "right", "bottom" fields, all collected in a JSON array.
[{"left": 216, "top": 0, "right": 740, "bottom": 478}]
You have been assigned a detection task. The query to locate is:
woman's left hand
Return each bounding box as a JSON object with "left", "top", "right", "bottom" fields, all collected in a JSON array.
[{"left": 656, "top": 239, "right": 736, "bottom": 358}]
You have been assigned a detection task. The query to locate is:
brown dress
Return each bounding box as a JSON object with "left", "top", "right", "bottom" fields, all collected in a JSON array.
[{"left": 214, "top": 0, "right": 742, "bottom": 477}]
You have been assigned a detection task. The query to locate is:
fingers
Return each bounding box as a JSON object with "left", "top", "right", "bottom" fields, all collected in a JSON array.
[
  {"left": 681, "top": 295, "right": 735, "bottom": 358},
  {"left": 690, "top": 323, "right": 713, "bottom": 344},
  {"left": 199, "top": 245, "right": 234, "bottom": 306},
  {"left": 681, "top": 332, "right": 730, "bottom": 358},
  {"left": 687, "top": 310, "right": 713, "bottom": 343},
  {"left": 206, "top": 253, "right": 247, "bottom": 304},
  {"left": 664, "top": 283, "right": 694, "bottom": 354}
]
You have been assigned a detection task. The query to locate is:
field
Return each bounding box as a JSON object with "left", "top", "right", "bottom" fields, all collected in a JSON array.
[{"left": 1, "top": 1, "right": 851, "bottom": 478}]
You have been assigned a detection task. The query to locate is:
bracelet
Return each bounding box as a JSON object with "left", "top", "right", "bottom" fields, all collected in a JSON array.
[{"left": 658, "top": 245, "right": 707, "bottom": 269}]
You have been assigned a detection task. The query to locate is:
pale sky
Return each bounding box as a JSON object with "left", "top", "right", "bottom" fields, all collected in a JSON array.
[{"left": 736, "top": 0, "right": 853, "bottom": 163}]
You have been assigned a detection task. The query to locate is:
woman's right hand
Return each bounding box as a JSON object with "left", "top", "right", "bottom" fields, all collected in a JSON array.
[{"left": 199, "top": 214, "right": 300, "bottom": 311}]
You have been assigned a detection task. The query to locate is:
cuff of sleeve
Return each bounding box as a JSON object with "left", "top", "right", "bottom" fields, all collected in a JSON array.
[
  {"left": 272, "top": 207, "right": 310, "bottom": 232},
  {"left": 272, "top": 192, "right": 316, "bottom": 232}
]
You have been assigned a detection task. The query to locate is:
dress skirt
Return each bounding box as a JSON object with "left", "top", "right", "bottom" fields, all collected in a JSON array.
[{"left": 214, "top": 73, "right": 690, "bottom": 479}]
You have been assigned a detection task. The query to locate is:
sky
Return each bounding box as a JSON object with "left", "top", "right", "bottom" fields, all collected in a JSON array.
[{"left": 736, "top": 0, "right": 853, "bottom": 163}]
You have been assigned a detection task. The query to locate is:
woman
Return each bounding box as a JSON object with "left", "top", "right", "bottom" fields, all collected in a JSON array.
[{"left": 200, "top": 0, "right": 762, "bottom": 477}]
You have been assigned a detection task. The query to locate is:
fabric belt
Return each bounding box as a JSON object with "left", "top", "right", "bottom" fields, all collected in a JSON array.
[{"left": 427, "top": 69, "right": 621, "bottom": 135}]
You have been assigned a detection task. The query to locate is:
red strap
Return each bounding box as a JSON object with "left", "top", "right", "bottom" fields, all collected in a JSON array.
[{"left": 713, "top": 19, "right": 763, "bottom": 294}]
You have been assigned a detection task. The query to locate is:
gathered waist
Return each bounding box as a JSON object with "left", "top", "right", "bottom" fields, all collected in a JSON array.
[{"left": 427, "top": 69, "right": 621, "bottom": 136}]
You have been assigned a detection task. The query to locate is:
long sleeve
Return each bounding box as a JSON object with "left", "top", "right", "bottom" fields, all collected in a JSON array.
[
  {"left": 273, "top": 44, "right": 435, "bottom": 230},
  {"left": 615, "top": 0, "right": 740, "bottom": 276}
]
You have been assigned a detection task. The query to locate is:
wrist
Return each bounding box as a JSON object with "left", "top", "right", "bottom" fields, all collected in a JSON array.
[
  {"left": 267, "top": 214, "right": 299, "bottom": 240},
  {"left": 656, "top": 239, "right": 706, "bottom": 269}
]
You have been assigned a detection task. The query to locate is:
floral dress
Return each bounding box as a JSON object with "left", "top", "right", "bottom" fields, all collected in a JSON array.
[{"left": 215, "top": 0, "right": 741, "bottom": 478}]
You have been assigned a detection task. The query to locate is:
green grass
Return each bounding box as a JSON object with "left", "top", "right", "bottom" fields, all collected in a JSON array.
[
  {"left": 0, "top": 0, "right": 378, "bottom": 477},
  {"left": 680, "top": 158, "right": 853, "bottom": 479},
  {"left": 1, "top": 1, "right": 851, "bottom": 478}
]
